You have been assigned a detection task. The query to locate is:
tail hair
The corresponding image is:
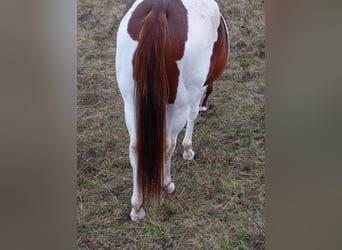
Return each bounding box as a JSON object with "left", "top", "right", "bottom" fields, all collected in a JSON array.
[{"left": 133, "top": 10, "right": 169, "bottom": 204}]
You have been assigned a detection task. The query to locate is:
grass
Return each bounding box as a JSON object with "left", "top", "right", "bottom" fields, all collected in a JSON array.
[{"left": 77, "top": 0, "right": 265, "bottom": 249}]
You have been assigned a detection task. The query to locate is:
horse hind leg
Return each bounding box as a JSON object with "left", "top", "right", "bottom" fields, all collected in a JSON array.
[
  {"left": 199, "top": 82, "right": 213, "bottom": 112},
  {"left": 182, "top": 86, "right": 207, "bottom": 160},
  {"left": 182, "top": 120, "right": 196, "bottom": 160},
  {"left": 163, "top": 137, "right": 176, "bottom": 194},
  {"left": 124, "top": 102, "right": 145, "bottom": 221},
  {"left": 129, "top": 139, "right": 146, "bottom": 221}
]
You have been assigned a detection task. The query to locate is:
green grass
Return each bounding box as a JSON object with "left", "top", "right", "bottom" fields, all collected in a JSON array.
[{"left": 77, "top": 0, "right": 265, "bottom": 249}]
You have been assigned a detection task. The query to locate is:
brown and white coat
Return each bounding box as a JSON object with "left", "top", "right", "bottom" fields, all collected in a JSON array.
[{"left": 115, "top": 0, "right": 229, "bottom": 221}]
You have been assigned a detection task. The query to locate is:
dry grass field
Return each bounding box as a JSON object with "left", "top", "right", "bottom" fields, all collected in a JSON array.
[{"left": 77, "top": 0, "right": 265, "bottom": 248}]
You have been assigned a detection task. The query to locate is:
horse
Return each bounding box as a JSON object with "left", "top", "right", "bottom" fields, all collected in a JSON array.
[{"left": 115, "top": 0, "right": 229, "bottom": 221}]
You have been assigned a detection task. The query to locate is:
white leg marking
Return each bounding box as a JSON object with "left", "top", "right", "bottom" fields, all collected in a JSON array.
[
  {"left": 182, "top": 123, "right": 196, "bottom": 161},
  {"left": 199, "top": 106, "right": 208, "bottom": 112},
  {"left": 129, "top": 138, "right": 145, "bottom": 221},
  {"left": 182, "top": 88, "right": 206, "bottom": 160},
  {"left": 164, "top": 137, "right": 176, "bottom": 193},
  {"left": 165, "top": 182, "right": 175, "bottom": 194},
  {"left": 130, "top": 207, "right": 146, "bottom": 221},
  {"left": 199, "top": 90, "right": 208, "bottom": 112}
]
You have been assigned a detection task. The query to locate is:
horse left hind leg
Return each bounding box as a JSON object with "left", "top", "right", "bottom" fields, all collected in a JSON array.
[
  {"left": 129, "top": 139, "right": 145, "bottom": 221},
  {"left": 199, "top": 82, "right": 213, "bottom": 112},
  {"left": 124, "top": 102, "right": 145, "bottom": 221}
]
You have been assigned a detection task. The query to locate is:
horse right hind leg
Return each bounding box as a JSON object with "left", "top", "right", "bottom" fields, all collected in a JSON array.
[
  {"left": 163, "top": 137, "right": 176, "bottom": 194},
  {"left": 182, "top": 87, "right": 207, "bottom": 160}
]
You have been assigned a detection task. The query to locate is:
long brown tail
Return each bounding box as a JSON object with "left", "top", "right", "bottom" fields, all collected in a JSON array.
[{"left": 133, "top": 10, "right": 169, "bottom": 204}]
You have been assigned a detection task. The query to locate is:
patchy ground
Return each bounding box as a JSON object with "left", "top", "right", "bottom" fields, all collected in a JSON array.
[{"left": 77, "top": 0, "right": 265, "bottom": 249}]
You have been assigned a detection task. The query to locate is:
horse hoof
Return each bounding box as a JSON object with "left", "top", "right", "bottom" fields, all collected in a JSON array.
[
  {"left": 199, "top": 106, "right": 208, "bottom": 112},
  {"left": 165, "top": 182, "right": 175, "bottom": 194},
  {"left": 130, "top": 208, "right": 145, "bottom": 221},
  {"left": 183, "top": 150, "right": 195, "bottom": 160}
]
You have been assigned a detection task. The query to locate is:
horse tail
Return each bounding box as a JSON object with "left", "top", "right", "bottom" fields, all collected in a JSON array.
[{"left": 133, "top": 10, "right": 169, "bottom": 204}]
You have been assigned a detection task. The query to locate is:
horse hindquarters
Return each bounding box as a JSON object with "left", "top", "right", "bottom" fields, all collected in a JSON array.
[
  {"left": 116, "top": 2, "right": 171, "bottom": 221},
  {"left": 115, "top": 0, "right": 229, "bottom": 221}
]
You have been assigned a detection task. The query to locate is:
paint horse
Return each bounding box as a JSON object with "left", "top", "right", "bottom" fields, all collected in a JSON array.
[{"left": 115, "top": 0, "right": 229, "bottom": 221}]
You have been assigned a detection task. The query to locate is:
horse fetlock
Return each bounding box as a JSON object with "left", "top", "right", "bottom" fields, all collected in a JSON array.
[
  {"left": 164, "top": 182, "right": 175, "bottom": 194},
  {"left": 182, "top": 140, "right": 192, "bottom": 150},
  {"left": 130, "top": 208, "right": 145, "bottom": 221},
  {"left": 129, "top": 140, "right": 137, "bottom": 150},
  {"left": 199, "top": 106, "right": 208, "bottom": 112},
  {"left": 183, "top": 149, "right": 195, "bottom": 160},
  {"left": 131, "top": 196, "right": 143, "bottom": 211}
]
